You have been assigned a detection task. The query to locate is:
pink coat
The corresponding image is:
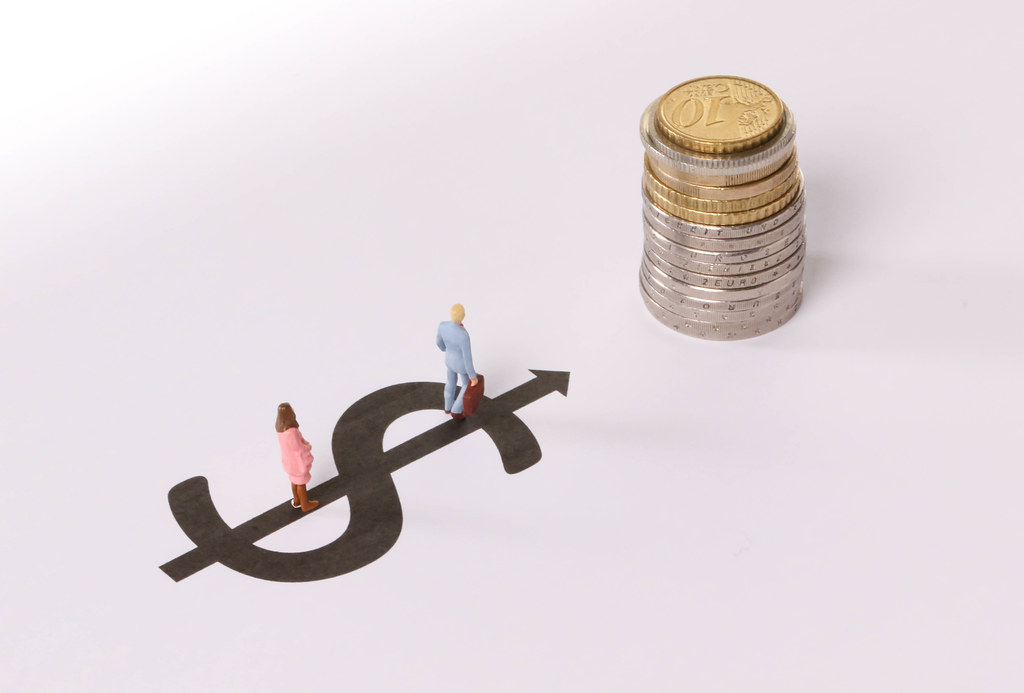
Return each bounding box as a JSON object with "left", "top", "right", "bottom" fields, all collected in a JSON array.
[{"left": 278, "top": 427, "right": 314, "bottom": 485}]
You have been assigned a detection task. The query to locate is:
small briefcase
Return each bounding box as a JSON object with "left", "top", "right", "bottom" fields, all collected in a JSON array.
[{"left": 462, "top": 374, "right": 484, "bottom": 416}]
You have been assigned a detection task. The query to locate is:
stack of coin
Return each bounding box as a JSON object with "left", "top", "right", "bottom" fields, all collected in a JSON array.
[{"left": 638, "top": 76, "right": 805, "bottom": 340}]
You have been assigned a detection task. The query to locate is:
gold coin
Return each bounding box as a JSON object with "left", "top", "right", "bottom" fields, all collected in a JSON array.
[
  {"left": 643, "top": 158, "right": 800, "bottom": 213},
  {"left": 644, "top": 172, "right": 803, "bottom": 225},
  {"left": 657, "top": 76, "right": 783, "bottom": 154},
  {"left": 647, "top": 151, "right": 799, "bottom": 201}
]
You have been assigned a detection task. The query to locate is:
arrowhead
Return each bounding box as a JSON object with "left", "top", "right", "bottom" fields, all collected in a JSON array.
[{"left": 528, "top": 369, "right": 570, "bottom": 397}]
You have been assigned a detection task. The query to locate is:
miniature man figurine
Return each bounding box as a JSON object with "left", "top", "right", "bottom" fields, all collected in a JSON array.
[
  {"left": 275, "top": 402, "right": 319, "bottom": 512},
  {"left": 436, "top": 303, "right": 478, "bottom": 420}
]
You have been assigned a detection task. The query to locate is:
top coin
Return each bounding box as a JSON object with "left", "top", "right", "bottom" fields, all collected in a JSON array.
[{"left": 657, "top": 76, "right": 784, "bottom": 154}]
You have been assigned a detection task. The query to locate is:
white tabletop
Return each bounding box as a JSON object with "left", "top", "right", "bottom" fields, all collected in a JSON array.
[{"left": 2, "top": 1, "right": 1022, "bottom": 690}]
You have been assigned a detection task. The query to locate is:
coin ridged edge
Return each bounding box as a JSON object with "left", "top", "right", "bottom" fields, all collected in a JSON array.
[
  {"left": 640, "top": 281, "right": 803, "bottom": 341},
  {"left": 640, "top": 100, "right": 797, "bottom": 178},
  {"left": 644, "top": 220, "right": 805, "bottom": 268},
  {"left": 642, "top": 188, "right": 806, "bottom": 240},
  {"left": 647, "top": 151, "right": 799, "bottom": 201},
  {"left": 640, "top": 270, "right": 802, "bottom": 323},
  {"left": 644, "top": 158, "right": 800, "bottom": 213},
  {"left": 645, "top": 175, "right": 803, "bottom": 226},
  {"left": 644, "top": 241, "right": 806, "bottom": 288},
  {"left": 643, "top": 250, "right": 806, "bottom": 299},
  {"left": 640, "top": 263, "right": 803, "bottom": 311}
]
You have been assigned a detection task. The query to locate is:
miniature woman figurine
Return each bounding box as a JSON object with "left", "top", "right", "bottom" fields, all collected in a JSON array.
[{"left": 275, "top": 403, "right": 319, "bottom": 512}]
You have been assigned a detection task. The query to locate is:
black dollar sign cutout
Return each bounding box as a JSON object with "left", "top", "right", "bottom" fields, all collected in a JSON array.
[{"left": 160, "top": 370, "right": 569, "bottom": 582}]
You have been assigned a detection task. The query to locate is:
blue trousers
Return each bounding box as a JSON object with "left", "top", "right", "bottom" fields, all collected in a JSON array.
[{"left": 444, "top": 369, "right": 470, "bottom": 414}]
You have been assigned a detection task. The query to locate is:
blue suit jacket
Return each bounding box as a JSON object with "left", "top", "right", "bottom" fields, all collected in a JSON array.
[{"left": 436, "top": 321, "right": 476, "bottom": 378}]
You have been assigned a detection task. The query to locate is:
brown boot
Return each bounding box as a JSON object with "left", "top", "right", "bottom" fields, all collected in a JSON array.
[
  {"left": 290, "top": 483, "right": 301, "bottom": 508},
  {"left": 296, "top": 484, "right": 319, "bottom": 512}
]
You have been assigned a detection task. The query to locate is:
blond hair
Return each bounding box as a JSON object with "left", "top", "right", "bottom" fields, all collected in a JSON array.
[{"left": 450, "top": 303, "right": 466, "bottom": 322}]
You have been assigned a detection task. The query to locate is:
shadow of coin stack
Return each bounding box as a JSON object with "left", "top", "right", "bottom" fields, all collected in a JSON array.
[{"left": 639, "top": 76, "right": 805, "bottom": 340}]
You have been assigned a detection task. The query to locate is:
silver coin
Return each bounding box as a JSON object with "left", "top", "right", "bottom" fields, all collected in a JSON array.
[
  {"left": 643, "top": 206, "right": 805, "bottom": 253},
  {"left": 640, "top": 271, "right": 802, "bottom": 319},
  {"left": 642, "top": 252, "right": 806, "bottom": 302},
  {"left": 644, "top": 220, "right": 805, "bottom": 272},
  {"left": 641, "top": 273, "right": 802, "bottom": 329},
  {"left": 643, "top": 188, "right": 806, "bottom": 242},
  {"left": 642, "top": 193, "right": 805, "bottom": 250},
  {"left": 644, "top": 241, "right": 806, "bottom": 290},
  {"left": 640, "top": 283, "right": 803, "bottom": 341},
  {"left": 641, "top": 256, "right": 804, "bottom": 308},
  {"left": 644, "top": 234, "right": 804, "bottom": 281},
  {"left": 640, "top": 280, "right": 803, "bottom": 341},
  {"left": 639, "top": 269, "right": 802, "bottom": 323},
  {"left": 647, "top": 150, "right": 800, "bottom": 201},
  {"left": 640, "top": 100, "right": 797, "bottom": 184}
]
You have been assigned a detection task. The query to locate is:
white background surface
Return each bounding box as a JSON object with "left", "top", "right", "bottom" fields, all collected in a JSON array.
[{"left": 2, "top": 1, "right": 1022, "bottom": 690}]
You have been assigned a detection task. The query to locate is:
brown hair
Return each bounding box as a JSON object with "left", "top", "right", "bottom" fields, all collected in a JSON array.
[{"left": 276, "top": 403, "right": 299, "bottom": 432}]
